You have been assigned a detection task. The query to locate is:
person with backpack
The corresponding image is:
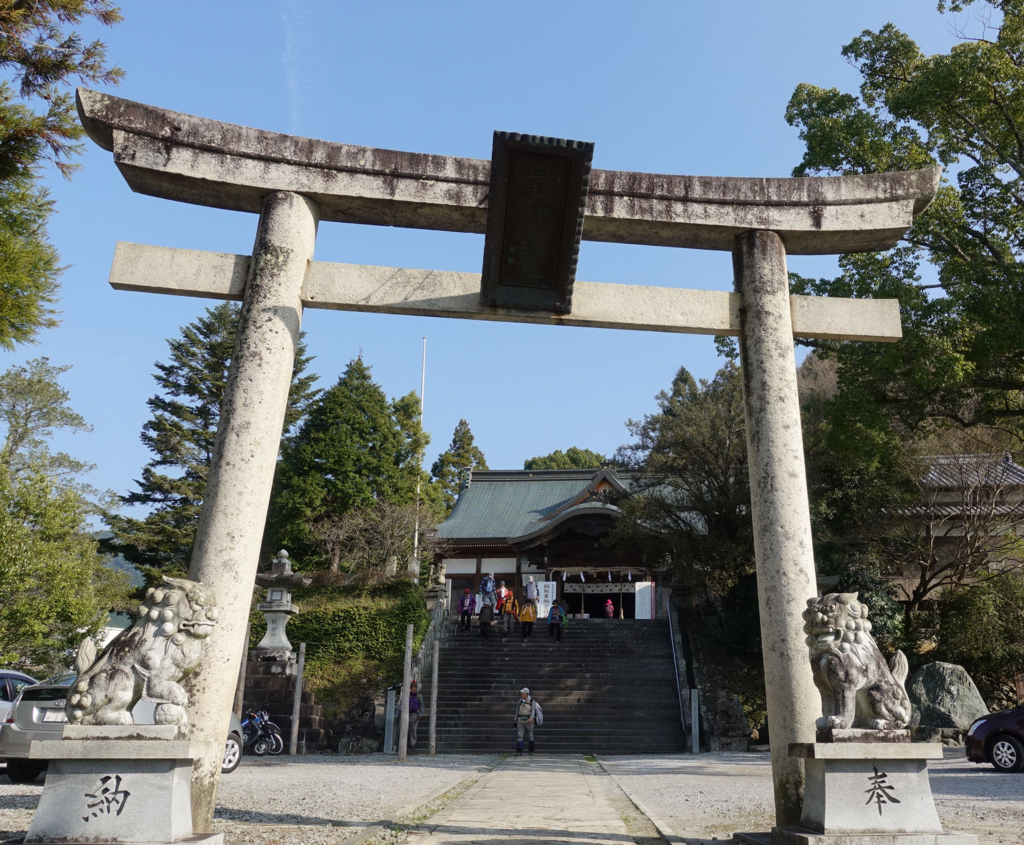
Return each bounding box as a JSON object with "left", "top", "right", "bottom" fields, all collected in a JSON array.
[
  {"left": 548, "top": 600, "right": 566, "bottom": 641},
  {"left": 500, "top": 592, "right": 519, "bottom": 636},
  {"left": 519, "top": 598, "right": 537, "bottom": 643},
  {"left": 457, "top": 587, "right": 475, "bottom": 632},
  {"left": 406, "top": 680, "right": 422, "bottom": 750},
  {"left": 480, "top": 572, "right": 497, "bottom": 608},
  {"left": 512, "top": 687, "right": 542, "bottom": 756}
]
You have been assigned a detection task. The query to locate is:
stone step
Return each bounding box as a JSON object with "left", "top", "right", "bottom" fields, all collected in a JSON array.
[{"left": 433, "top": 611, "right": 682, "bottom": 755}]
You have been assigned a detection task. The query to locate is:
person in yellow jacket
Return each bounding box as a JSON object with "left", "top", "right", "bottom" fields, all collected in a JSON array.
[
  {"left": 519, "top": 598, "right": 537, "bottom": 643},
  {"left": 499, "top": 592, "right": 519, "bottom": 637}
]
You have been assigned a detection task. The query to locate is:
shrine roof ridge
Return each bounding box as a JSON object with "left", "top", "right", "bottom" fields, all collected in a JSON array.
[
  {"left": 77, "top": 89, "right": 941, "bottom": 255},
  {"left": 466, "top": 468, "right": 638, "bottom": 483}
]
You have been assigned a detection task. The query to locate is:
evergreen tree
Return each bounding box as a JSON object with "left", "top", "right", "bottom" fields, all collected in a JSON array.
[
  {"left": 269, "top": 358, "right": 426, "bottom": 569},
  {"left": 0, "top": 177, "right": 60, "bottom": 350},
  {"left": 1, "top": 2, "right": 124, "bottom": 348},
  {"left": 784, "top": 2, "right": 1024, "bottom": 441},
  {"left": 106, "top": 303, "right": 318, "bottom": 579},
  {"left": 0, "top": 358, "right": 132, "bottom": 673},
  {"left": 392, "top": 390, "right": 442, "bottom": 520},
  {"left": 430, "top": 419, "right": 488, "bottom": 514},
  {"left": 524, "top": 447, "right": 606, "bottom": 471},
  {"left": 612, "top": 362, "right": 752, "bottom": 594}
]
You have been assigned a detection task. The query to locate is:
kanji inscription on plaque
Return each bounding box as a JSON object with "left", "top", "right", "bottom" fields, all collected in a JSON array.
[
  {"left": 83, "top": 775, "right": 130, "bottom": 821},
  {"left": 864, "top": 766, "right": 900, "bottom": 815}
]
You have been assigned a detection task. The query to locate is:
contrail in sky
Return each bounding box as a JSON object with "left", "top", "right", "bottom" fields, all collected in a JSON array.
[{"left": 281, "top": 0, "right": 305, "bottom": 133}]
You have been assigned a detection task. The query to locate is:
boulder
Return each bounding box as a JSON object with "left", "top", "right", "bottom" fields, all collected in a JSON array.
[{"left": 908, "top": 662, "right": 988, "bottom": 730}]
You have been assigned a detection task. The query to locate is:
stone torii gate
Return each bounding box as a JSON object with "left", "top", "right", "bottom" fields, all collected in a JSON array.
[{"left": 76, "top": 89, "right": 939, "bottom": 830}]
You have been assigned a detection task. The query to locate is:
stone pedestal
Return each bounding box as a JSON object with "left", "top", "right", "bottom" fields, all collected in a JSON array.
[
  {"left": 767, "top": 742, "right": 977, "bottom": 845},
  {"left": 25, "top": 726, "right": 221, "bottom": 845}
]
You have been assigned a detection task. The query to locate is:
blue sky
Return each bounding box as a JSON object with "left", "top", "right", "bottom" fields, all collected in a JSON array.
[{"left": 8, "top": 1, "right": 964, "bottom": 507}]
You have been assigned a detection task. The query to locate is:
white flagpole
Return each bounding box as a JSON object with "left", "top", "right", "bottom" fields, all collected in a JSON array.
[{"left": 412, "top": 337, "right": 427, "bottom": 577}]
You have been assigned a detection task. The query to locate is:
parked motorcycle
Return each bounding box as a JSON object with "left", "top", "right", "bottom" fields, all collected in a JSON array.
[{"left": 241, "top": 708, "right": 284, "bottom": 756}]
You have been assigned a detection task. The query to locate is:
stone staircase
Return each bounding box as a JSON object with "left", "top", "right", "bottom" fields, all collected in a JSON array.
[
  {"left": 430, "top": 617, "right": 687, "bottom": 753},
  {"left": 243, "top": 661, "right": 326, "bottom": 754}
]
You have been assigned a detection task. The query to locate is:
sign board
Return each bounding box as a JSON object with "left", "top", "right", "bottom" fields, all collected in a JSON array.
[
  {"left": 635, "top": 582, "right": 653, "bottom": 619},
  {"left": 480, "top": 131, "right": 594, "bottom": 313},
  {"left": 537, "top": 581, "right": 557, "bottom": 621}
]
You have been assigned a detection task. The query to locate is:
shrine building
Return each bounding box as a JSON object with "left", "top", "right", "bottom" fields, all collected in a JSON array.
[{"left": 433, "top": 467, "right": 668, "bottom": 618}]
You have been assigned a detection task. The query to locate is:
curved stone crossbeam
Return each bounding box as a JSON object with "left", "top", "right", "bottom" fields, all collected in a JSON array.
[{"left": 77, "top": 88, "right": 940, "bottom": 255}]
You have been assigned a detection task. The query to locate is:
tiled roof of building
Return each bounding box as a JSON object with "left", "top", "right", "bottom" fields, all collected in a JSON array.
[
  {"left": 435, "top": 468, "right": 636, "bottom": 542},
  {"left": 923, "top": 453, "right": 1024, "bottom": 488}
]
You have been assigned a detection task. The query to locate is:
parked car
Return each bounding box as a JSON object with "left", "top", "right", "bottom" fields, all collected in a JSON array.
[
  {"left": 0, "top": 671, "right": 38, "bottom": 725},
  {"left": 0, "top": 673, "right": 244, "bottom": 782},
  {"left": 965, "top": 706, "right": 1024, "bottom": 773}
]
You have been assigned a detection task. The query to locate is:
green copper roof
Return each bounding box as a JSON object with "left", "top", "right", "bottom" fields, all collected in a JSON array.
[{"left": 435, "top": 468, "right": 635, "bottom": 542}]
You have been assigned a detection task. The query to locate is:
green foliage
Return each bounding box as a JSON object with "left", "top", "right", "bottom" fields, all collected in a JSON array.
[
  {"left": 0, "top": 1, "right": 123, "bottom": 348},
  {"left": 106, "top": 303, "right": 318, "bottom": 582},
  {"left": 785, "top": 2, "right": 1024, "bottom": 440},
  {"left": 612, "top": 361, "right": 753, "bottom": 593},
  {"left": 0, "top": 177, "right": 59, "bottom": 349},
  {"left": 0, "top": 358, "right": 132, "bottom": 674},
  {"left": 247, "top": 579, "right": 429, "bottom": 712},
  {"left": 430, "top": 418, "right": 487, "bottom": 514},
  {"left": 0, "top": 357, "right": 92, "bottom": 479},
  {"left": 0, "top": 1, "right": 123, "bottom": 180},
  {"left": 818, "top": 553, "right": 907, "bottom": 654},
  {"left": 932, "top": 572, "right": 1024, "bottom": 708},
  {"left": 523, "top": 447, "right": 606, "bottom": 471},
  {"left": 269, "top": 358, "right": 429, "bottom": 568}
]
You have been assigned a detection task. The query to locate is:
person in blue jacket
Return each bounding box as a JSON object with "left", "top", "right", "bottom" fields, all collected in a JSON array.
[{"left": 548, "top": 600, "right": 566, "bottom": 642}]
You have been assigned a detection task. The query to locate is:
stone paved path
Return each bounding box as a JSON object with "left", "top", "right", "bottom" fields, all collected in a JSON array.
[{"left": 410, "top": 755, "right": 634, "bottom": 845}]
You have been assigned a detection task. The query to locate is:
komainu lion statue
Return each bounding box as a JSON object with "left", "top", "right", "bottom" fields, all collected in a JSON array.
[
  {"left": 68, "top": 576, "right": 218, "bottom": 726},
  {"left": 803, "top": 592, "right": 911, "bottom": 731}
]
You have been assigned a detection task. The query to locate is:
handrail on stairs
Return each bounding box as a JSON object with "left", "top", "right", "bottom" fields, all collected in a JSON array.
[{"left": 667, "top": 600, "right": 688, "bottom": 735}]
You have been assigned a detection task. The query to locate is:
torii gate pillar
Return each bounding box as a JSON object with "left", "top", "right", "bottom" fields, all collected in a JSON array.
[
  {"left": 75, "top": 89, "right": 940, "bottom": 833},
  {"left": 187, "top": 191, "right": 317, "bottom": 825},
  {"left": 734, "top": 230, "right": 819, "bottom": 820}
]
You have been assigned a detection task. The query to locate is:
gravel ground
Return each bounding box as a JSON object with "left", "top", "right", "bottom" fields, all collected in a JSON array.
[
  {"left": 0, "top": 754, "right": 497, "bottom": 845},
  {"left": 599, "top": 751, "right": 1024, "bottom": 845}
]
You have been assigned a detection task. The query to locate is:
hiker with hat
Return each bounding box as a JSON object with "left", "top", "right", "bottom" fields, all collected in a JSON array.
[
  {"left": 480, "top": 571, "right": 497, "bottom": 608},
  {"left": 604, "top": 598, "right": 616, "bottom": 618},
  {"left": 500, "top": 589, "right": 519, "bottom": 636},
  {"left": 406, "top": 679, "right": 422, "bottom": 750},
  {"left": 548, "top": 599, "right": 567, "bottom": 642},
  {"left": 457, "top": 587, "right": 475, "bottom": 632},
  {"left": 512, "top": 687, "right": 543, "bottom": 756}
]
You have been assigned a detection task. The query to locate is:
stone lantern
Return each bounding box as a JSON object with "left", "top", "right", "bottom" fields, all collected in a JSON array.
[{"left": 251, "top": 549, "right": 311, "bottom": 672}]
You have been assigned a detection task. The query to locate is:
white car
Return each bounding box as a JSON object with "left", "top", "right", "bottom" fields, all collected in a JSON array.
[{"left": 0, "top": 671, "right": 38, "bottom": 725}]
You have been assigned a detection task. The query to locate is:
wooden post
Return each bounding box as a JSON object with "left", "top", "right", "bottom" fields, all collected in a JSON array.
[
  {"left": 233, "top": 622, "right": 251, "bottom": 720},
  {"left": 429, "top": 638, "right": 439, "bottom": 755},
  {"left": 384, "top": 689, "right": 396, "bottom": 754},
  {"left": 397, "top": 624, "right": 413, "bottom": 762},
  {"left": 691, "top": 689, "right": 700, "bottom": 754},
  {"left": 289, "top": 643, "right": 306, "bottom": 756}
]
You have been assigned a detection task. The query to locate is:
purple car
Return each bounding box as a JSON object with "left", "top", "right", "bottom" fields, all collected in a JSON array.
[{"left": 965, "top": 705, "right": 1024, "bottom": 773}]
